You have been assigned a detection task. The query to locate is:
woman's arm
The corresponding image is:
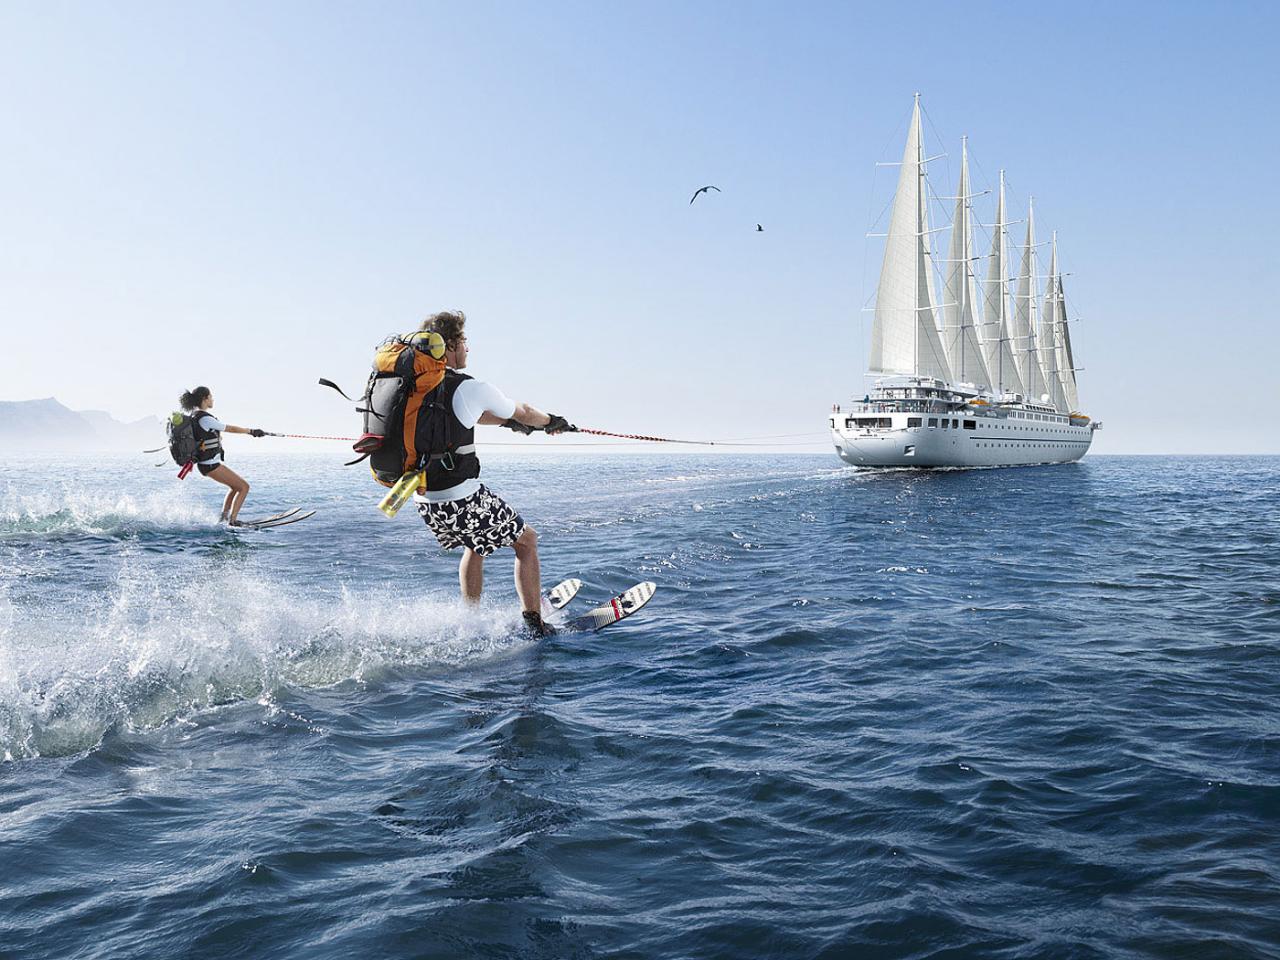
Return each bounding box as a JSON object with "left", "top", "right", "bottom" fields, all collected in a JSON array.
[{"left": 222, "top": 424, "right": 266, "bottom": 437}]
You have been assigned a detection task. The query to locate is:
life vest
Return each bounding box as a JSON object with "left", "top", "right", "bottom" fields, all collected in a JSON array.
[
  {"left": 350, "top": 333, "right": 476, "bottom": 490},
  {"left": 422, "top": 371, "right": 481, "bottom": 491},
  {"left": 191, "top": 413, "right": 224, "bottom": 462},
  {"left": 167, "top": 411, "right": 221, "bottom": 466}
]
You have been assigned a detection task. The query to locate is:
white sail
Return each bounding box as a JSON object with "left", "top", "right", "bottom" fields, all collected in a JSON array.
[
  {"left": 979, "top": 171, "right": 1024, "bottom": 396},
  {"left": 1039, "top": 235, "right": 1069, "bottom": 413},
  {"left": 869, "top": 98, "right": 952, "bottom": 383},
  {"left": 1011, "top": 199, "right": 1048, "bottom": 402},
  {"left": 1057, "top": 272, "right": 1080, "bottom": 411},
  {"left": 941, "top": 139, "right": 992, "bottom": 388},
  {"left": 1045, "top": 234, "right": 1079, "bottom": 411}
]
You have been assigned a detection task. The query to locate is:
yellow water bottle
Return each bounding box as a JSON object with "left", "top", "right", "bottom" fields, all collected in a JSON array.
[{"left": 378, "top": 469, "right": 425, "bottom": 518}]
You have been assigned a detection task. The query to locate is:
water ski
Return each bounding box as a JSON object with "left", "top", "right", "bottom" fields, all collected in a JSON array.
[
  {"left": 237, "top": 510, "right": 316, "bottom": 530},
  {"left": 237, "top": 507, "right": 301, "bottom": 526},
  {"left": 542, "top": 577, "right": 583, "bottom": 616},
  {"left": 563, "top": 581, "right": 656, "bottom": 633}
]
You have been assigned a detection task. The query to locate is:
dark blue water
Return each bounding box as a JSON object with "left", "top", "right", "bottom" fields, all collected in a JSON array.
[{"left": 2, "top": 453, "right": 1278, "bottom": 959}]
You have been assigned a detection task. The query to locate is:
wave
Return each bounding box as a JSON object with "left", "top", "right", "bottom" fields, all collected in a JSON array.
[
  {"left": 0, "top": 565, "right": 529, "bottom": 761},
  {"left": 642, "top": 474, "right": 718, "bottom": 484},
  {"left": 0, "top": 487, "right": 219, "bottom": 539}
]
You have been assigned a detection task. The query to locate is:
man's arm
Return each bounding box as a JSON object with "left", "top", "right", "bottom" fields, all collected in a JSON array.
[
  {"left": 477, "top": 411, "right": 517, "bottom": 426},
  {"left": 478, "top": 403, "right": 572, "bottom": 434},
  {"left": 512, "top": 402, "right": 551, "bottom": 429},
  {"left": 478, "top": 403, "right": 552, "bottom": 429}
]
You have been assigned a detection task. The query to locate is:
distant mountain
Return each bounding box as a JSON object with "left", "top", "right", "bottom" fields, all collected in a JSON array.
[{"left": 0, "top": 398, "right": 164, "bottom": 451}]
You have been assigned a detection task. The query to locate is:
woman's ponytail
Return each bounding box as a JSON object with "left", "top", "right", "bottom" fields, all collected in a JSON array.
[{"left": 180, "top": 386, "right": 211, "bottom": 411}]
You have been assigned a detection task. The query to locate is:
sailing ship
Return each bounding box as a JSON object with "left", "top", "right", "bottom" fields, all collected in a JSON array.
[{"left": 830, "top": 96, "right": 1100, "bottom": 468}]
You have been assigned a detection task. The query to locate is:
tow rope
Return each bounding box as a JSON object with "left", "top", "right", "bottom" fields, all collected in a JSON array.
[
  {"left": 314, "top": 376, "right": 718, "bottom": 446},
  {"left": 261, "top": 428, "right": 714, "bottom": 445},
  {"left": 147, "top": 431, "right": 825, "bottom": 451},
  {"left": 572, "top": 427, "right": 714, "bottom": 446},
  {"left": 147, "top": 427, "right": 821, "bottom": 449},
  {"left": 263, "top": 431, "right": 360, "bottom": 441}
]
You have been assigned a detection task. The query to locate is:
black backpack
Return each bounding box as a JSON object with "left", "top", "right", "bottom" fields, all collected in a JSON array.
[{"left": 167, "top": 412, "right": 199, "bottom": 466}]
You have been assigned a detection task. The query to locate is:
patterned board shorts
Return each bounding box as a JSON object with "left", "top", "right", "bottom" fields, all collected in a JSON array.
[{"left": 417, "top": 484, "right": 525, "bottom": 556}]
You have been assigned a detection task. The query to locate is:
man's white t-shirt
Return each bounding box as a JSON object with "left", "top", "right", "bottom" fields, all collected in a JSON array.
[
  {"left": 194, "top": 413, "right": 226, "bottom": 465},
  {"left": 452, "top": 379, "right": 516, "bottom": 431},
  {"left": 415, "top": 377, "right": 516, "bottom": 503}
]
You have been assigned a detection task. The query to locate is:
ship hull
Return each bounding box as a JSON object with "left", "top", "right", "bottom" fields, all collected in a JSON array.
[{"left": 831, "top": 418, "right": 1093, "bottom": 469}]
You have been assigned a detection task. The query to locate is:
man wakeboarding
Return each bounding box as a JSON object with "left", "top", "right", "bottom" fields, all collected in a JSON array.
[{"left": 411, "top": 311, "right": 575, "bottom": 637}]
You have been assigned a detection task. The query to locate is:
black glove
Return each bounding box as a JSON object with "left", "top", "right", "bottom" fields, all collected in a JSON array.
[
  {"left": 544, "top": 414, "right": 576, "bottom": 435},
  {"left": 249, "top": 428, "right": 266, "bottom": 438},
  {"left": 502, "top": 418, "right": 535, "bottom": 435}
]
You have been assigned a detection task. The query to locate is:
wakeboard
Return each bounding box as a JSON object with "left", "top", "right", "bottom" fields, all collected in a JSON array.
[{"left": 563, "top": 581, "right": 656, "bottom": 633}]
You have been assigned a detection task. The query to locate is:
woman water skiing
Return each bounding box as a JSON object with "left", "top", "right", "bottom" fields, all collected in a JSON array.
[{"left": 178, "top": 386, "right": 267, "bottom": 525}]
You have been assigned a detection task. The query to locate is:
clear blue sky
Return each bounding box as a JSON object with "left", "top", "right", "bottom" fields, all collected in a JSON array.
[{"left": 1, "top": 1, "right": 1276, "bottom": 454}]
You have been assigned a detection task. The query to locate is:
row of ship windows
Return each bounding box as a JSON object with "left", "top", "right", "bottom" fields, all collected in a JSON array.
[
  {"left": 845, "top": 417, "right": 973, "bottom": 429},
  {"left": 1009, "top": 412, "right": 1065, "bottom": 423},
  {"left": 847, "top": 417, "right": 1076, "bottom": 434},
  {"left": 905, "top": 417, "right": 1074, "bottom": 435}
]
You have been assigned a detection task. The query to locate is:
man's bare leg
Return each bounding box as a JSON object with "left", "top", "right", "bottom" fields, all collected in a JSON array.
[
  {"left": 459, "top": 548, "right": 483, "bottom": 603},
  {"left": 512, "top": 526, "right": 542, "bottom": 614}
]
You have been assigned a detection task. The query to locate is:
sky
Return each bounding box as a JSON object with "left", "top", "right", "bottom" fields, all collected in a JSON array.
[{"left": 1, "top": 0, "right": 1277, "bottom": 455}]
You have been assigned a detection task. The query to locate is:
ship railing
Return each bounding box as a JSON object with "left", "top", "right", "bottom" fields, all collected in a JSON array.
[{"left": 846, "top": 401, "right": 948, "bottom": 414}]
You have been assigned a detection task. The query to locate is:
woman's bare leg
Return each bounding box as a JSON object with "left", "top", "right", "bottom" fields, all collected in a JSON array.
[{"left": 205, "top": 465, "right": 250, "bottom": 523}]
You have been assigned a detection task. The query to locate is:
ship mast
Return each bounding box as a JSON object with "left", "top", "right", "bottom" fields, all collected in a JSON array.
[
  {"left": 1039, "top": 233, "right": 1070, "bottom": 412},
  {"left": 1051, "top": 238, "right": 1081, "bottom": 412},
  {"left": 1012, "top": 197, "right": 1049, "bottom": 403},
  {"left": 980, "top": 171, "right": 1025, "bottom": 397},
  {"left": 942, "top": 137, "right": 993, "bottom": 389}
]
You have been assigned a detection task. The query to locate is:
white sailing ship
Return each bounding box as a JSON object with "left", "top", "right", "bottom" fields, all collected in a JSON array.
[{"left": 831, "top": 96, "right": 1100, "bottom": 468}]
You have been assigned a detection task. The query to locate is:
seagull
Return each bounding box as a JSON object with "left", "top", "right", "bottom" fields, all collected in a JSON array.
[
  {"left": 756, "top": 224, "right": 763, "bottom": 232},
  {"left": 689, "top": 185, "right": 721, "bottom": 204}
]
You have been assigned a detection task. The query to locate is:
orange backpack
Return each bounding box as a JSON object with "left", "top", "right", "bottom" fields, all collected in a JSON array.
[{"left": 351, "top": 332, "right": 448, "bottom": 488}]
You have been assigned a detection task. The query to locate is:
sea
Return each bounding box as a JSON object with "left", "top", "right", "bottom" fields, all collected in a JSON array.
[{"left": 1, "top": 452, "right": 1277, "bottom": 960}]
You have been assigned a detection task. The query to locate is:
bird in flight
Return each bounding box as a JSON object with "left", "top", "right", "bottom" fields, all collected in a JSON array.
[
  {"left": 756, "top": 224, "right": 764, "bottom": 232},
  {"left": 689, "top": 185, "right": 721, "bottom": 204}
]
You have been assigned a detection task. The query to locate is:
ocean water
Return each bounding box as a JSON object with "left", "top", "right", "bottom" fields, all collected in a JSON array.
[{"left": 1, "top": 452, "right": 1278, "bottom": 959}]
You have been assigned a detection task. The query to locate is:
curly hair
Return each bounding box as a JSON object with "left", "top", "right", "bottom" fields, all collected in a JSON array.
[{"left": 420, "top": 310, "right": 466, "bottom": 350}]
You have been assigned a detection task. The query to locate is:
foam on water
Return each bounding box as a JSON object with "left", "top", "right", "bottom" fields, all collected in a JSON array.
[
  {"left": 0, "top": 485, "right": 218, "bottom": 538},
  {"left": 0, "top": 562, "right": 530, "bottom": 760}
]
